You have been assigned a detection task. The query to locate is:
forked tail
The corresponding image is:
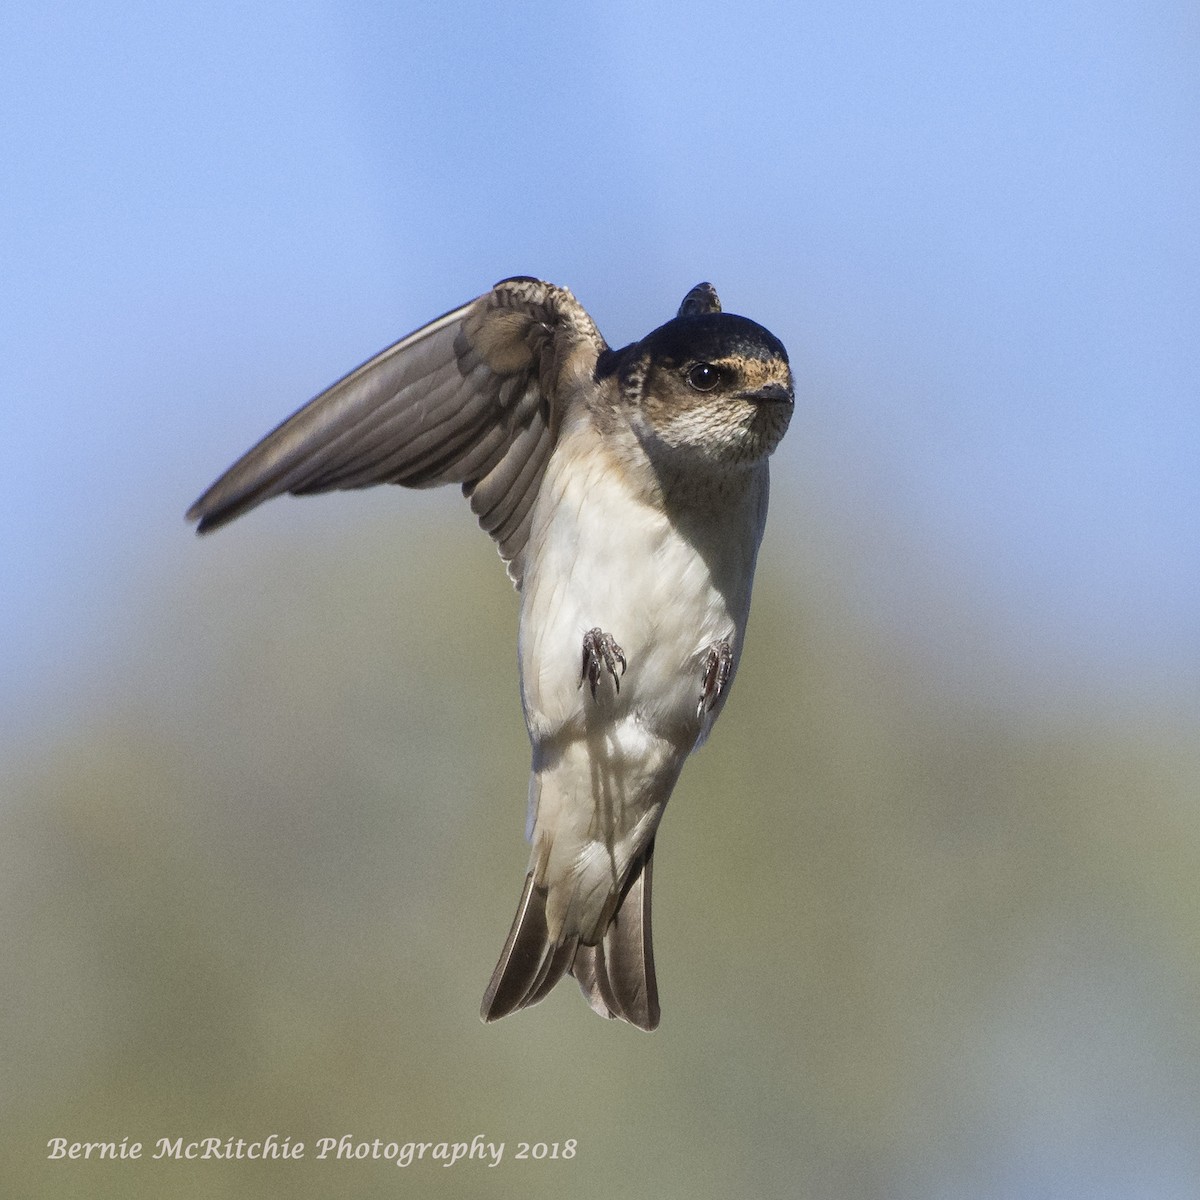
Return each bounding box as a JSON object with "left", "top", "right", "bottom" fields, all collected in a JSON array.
[{"left": 480, "top": 840, "right": 659, "bottom": 1030}]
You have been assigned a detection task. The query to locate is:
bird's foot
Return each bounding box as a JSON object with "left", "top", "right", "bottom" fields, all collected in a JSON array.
[
  {"left": 698, "top": 640, "right": 733, "bottom": 718},
  {"left": 580, "top": 628, "right": 627, "bottom": 698}
]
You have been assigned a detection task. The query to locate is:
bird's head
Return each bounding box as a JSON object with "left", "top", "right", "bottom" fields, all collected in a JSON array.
[{"left": 600, "top": 284, "right": 794, "bottom": 472}]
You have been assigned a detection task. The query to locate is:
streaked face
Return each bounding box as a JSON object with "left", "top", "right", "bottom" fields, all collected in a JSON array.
[{"left": 626, "top": 313, "right": 795, "bottom": 467}]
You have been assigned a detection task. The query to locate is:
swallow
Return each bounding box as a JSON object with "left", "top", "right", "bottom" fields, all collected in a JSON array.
[{"left": 187, "top": 276, "right": 794, "bottom": 1030}]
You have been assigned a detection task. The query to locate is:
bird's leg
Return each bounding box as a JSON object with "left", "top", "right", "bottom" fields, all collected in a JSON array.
[
  {"left": 698, "top": 639, "right": 733, "bottom": 718},
  {"left": 580, "top": 628, "right": 627, "bottom": 698}
]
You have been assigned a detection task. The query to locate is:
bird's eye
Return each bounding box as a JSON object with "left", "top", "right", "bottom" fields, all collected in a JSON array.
[{"left": 687, "top": 363, "right": 721, "bottom": 391}]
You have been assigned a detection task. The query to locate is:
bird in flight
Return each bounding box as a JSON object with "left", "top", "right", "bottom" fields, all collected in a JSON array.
[{"left": 188, "top": 277, "right": 794, "bottom": 1029}]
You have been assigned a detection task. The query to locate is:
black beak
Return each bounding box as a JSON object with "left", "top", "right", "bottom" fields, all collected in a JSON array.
[{"left": 739, "top": 383, "right": 793, "bottom": 405}]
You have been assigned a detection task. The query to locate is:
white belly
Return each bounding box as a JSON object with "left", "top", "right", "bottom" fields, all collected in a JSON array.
[
  {"left": 512, "top": 422, "right": 768, "bottom": 939},
  {"left": 519, "top": 453, "right": 757, "bottom": 745}
]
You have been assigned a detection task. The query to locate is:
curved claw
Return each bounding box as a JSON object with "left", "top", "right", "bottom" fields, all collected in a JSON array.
[
  {"left": 580, "top": 628, "right": 627, "bottom": 699},
  {"left": 698, "top": 639, "right": 733, "bottom": 718}
]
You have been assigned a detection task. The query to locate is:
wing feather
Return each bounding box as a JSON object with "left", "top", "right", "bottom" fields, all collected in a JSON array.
[{"left": 187, "top": 277, "right": 606, "bottom": 586}]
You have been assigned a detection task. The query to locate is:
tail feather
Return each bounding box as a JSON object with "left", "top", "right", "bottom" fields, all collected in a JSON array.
[
  {"left": 480, "top": 873, "right": 575, "bottom": 1022},
  {"left": 525, "top": 939, "right": 579, "bottom": 1007},
  {"left": 571, "top": 841, "right": 659, "bottom": 1030},
  {"left": 480, "top": 841, "right": 660, "bottom": 1031}
]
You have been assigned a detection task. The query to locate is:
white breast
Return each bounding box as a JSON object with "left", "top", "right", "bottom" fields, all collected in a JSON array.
[
  {"left": 517, "top": 414, "right": 768, "bottom": 753},
  {"left": 512, "top": 409, "right": 770, "bottom": 940}
]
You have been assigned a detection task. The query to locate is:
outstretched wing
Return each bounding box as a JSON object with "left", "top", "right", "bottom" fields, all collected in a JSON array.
[{"left": 186, "top": 276, "right": 606, "bottom": 587}]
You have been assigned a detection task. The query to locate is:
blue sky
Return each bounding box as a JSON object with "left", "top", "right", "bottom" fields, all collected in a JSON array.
[
  {"left": 3, "top": 0, "right": 1197, "bottom": 735},
  {"left": 3, "top": 6, "right": 1198, "bottom": 1197}
]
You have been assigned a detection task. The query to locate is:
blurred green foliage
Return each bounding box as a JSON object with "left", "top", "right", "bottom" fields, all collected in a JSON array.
[{"left": 3, "top": 512, "right": 1198, "bottom": 1198}]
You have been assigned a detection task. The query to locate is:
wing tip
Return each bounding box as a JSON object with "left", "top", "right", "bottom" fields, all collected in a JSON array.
[
  {"left": 185, "top": 500, "right": 209, "bottom": 533},
  {"left": 185, "top": 495, "right": 238, "bottom": 536}
]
